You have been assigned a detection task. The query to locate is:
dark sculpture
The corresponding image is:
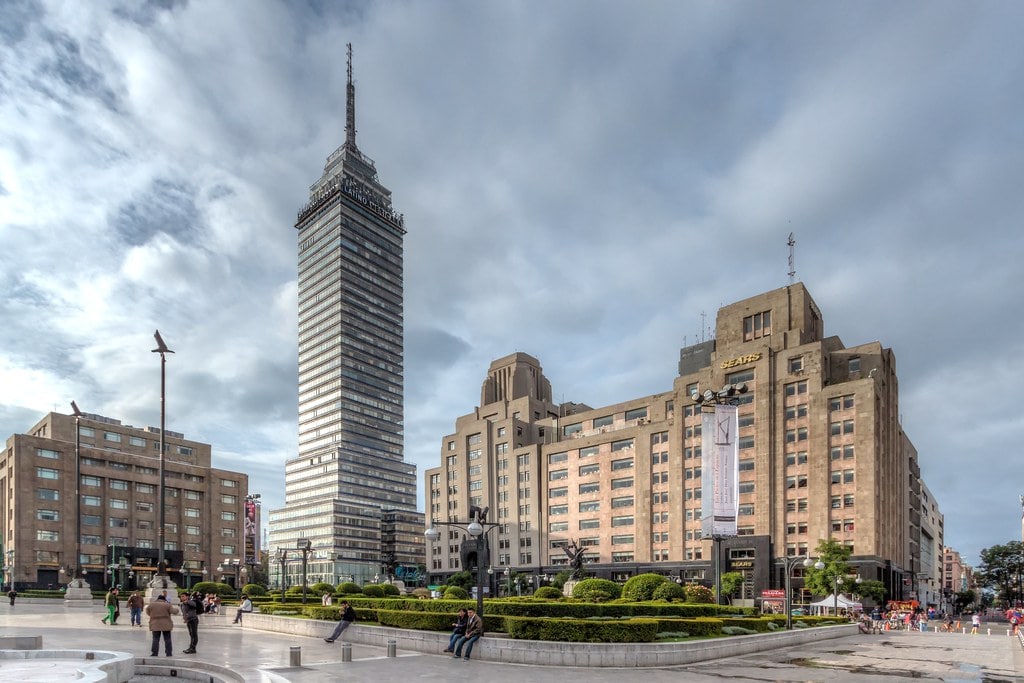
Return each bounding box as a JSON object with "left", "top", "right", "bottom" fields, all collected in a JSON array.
[{"left": 563, "top": 539, "right": 586, "bottom": 580}]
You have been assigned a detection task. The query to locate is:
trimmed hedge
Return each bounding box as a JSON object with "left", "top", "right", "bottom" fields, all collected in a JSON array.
[
  {"left": 654, "top": 617, "right": 723, "bottom": 636},
  {"left": 622, "top": 574, "right": 667, "bottom": 602},
  {"left": 505, "top": 615, "right": 659, "bottom": 642}
]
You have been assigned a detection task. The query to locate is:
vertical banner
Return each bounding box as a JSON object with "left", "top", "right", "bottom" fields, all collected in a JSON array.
[
  {"left": 701, "top": 403, "right": 738, "bottom": 537},
  {"left": 244, "top": 499, "right": 259, "bottom": 566}
]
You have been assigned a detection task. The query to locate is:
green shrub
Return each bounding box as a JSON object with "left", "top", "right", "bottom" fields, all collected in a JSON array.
[
  {"left": 505, "top": 615, "right": 658, "bottom": 642},
  {"left": 722, "top": 625, "right": 757, "bottom": 635},
  {"left": 652, "top": 581, "right": 686, "bottom": 602},
  {"left": 411, "top": 588, "right": 431, "bottom": 599},
  {"left": 362, "top": 585, "right": 385, "bottom": 598},
  {"left": 380, "top": 583, "right": 401, "bottom": 596},
  {"left": 653, "top": 617, "right": 723, "bottom": 636},
  {"left": 443, "top": 586, "right": 469, "bottom": 600},
  {"left": 337, "top": 582, "right": 361, "bottom": 595},
  {"left": 683, "top": 584, "right": 714, "bottom": 604},
  {"left": 622, "top": 574, "right": 668, "bottom": 602},
  {"left": 533, "top": 586, "right": 563, "bottom": 600},
  {"left": 656, "top": 631, "right": 690, "bottom": 640},
  {"left": 242, "top": 583, "right": 267, "bottom": 597},
  {"left": 571, "top": 579, "right": 621, "bottom": 601},
  {"left": 310, "top": 582, "right": 335, "bottom": 595}
]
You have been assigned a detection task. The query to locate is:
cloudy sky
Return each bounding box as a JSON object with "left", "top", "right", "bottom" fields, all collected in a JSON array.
[{"left": 1, "top": 0, "right": 1021, "bottom": 566}]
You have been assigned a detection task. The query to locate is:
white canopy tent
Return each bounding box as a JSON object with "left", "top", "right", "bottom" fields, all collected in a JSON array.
[{"left": 809, "top": 593, "right": 863, "bottom": 615}]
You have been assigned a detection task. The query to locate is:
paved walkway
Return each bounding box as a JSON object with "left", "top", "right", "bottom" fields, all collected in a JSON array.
[{"left": 2, "top": 602, "right": 1022, "bottom": 682}]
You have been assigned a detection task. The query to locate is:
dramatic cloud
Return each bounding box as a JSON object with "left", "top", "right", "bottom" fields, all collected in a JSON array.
[{"left": 1, "top": 0, "right": 1021, "bottom": 565}]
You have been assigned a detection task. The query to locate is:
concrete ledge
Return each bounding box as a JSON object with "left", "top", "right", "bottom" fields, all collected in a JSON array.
[
  {"left": 0, "top": 635, "right": 43, "bottom": 649},
  {"left": 135, "top": 656, "right": 244, "bottom": 682},
  {"left": 243, "top": 613, "right": 859, "bottom": 667},
  {"left": 0, "top": 649, "right": 133, "bottom": 683}
]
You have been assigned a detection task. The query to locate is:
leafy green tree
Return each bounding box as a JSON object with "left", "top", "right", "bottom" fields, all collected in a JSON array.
[
  {"left": 954, "top": 590, "right": 976, "bottom": 614},
  {"left": 852, "top": 579, "right": 886, "bottom": 605},
  {"left": 804, "top": 539, "right": 851, "bottom": 597},
  {"left": 652, "top": 581, "right": 686, "bottom": 602},
  {"left": 977, "top": 541, "right": 1024, "bottom": 605},
  {"left": 550, "top": 570, "right": 572, "bottom": 591},
  {"left": 622, "top": 573, "right": 667, "bottom": 601},
  {"left": 720, "top": 572, "right": 744, "bottom": 603},
  {"left": 446, "top": 571, "right": 474, "bottom": 590}
]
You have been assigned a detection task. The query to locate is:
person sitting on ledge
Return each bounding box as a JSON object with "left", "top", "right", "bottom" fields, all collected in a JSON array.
[{"left": 232, "top": 595, "right": 253, "bottom": 624}]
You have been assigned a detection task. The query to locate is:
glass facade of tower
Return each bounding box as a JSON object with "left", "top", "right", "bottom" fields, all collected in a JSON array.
[{"left": 267, "top": 54, "right": 422, "bottom": 587}]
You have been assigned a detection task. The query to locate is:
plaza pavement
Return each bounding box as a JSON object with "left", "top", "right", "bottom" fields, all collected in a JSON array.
[{"left": 2, "top": 601, "right": 1023, "bottom": 682}]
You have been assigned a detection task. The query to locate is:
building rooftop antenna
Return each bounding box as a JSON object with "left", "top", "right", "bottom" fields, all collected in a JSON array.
[
  {"left": 787, "top": 232, "right": 796, "bottom": 284},
  {"left": 346, "top": 43, "right": 358, "bottom": 150}
]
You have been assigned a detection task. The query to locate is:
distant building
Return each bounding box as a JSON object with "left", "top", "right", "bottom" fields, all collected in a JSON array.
[
  {"left": 425, "top": 283, "right": 940, "bottom": 604},
  {"left": 0, "top": 411, "right": 248, "bottom": 591},
  {"left": 268, "top": 45, "right": 422, "bottom": 587},
  {"left": 942, "top": 546, "right": 974, "bottom": 608}
]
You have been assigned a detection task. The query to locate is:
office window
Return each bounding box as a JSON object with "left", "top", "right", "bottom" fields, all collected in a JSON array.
[
  {"left": 222, "top": 511, "right": 236, "bottom": 521},
  {"left": 110, "top": 479, "right": 128, "bottom": 490},
  {"left": 104, "top": 431, "right": 122, "bottom": 443},
  {"left": 37, "top": 509, "right": 59, "bottom": 521},
  {"left": 743, "top": 310, "right": 772, "bottom": 341},
  {"left": 549, "top": 469, "right": 568, "bottom": 481},
  {"left": 83, "top": 495, "right": 101, "bottom": 506},
  {"left": 81, "top": 475, "right": 101, "bottom": 487},
  {"left": 36, "top": 467, "right": 59, "bottom": 480},
  {"left": 81, "top": 534, "right": 102, "bottom": 545},
  {"left": 138, "top": 520, "right": 154, "bottom": 530},
  {"left": 221, "top": 479, "right": 237, "bottom": 488},
  {"left": 109, "top": 517, "right": 129, "bottom": 528},
  {"left": 185, "top": 507, "right": 200, "bottom": 518},
  {"left": 579, "top": 501, "right": 600, "bottom": 513},
  {"left": 611, "top": 477, "right": 633, "bottom": 489},
  {"left": 185, "top": 490, "right": 201, "bottom": 500},
  {"left": 738, "top": 504, "right": 755, "bottom": 516},
  {"left": 843, "top": 470, "right": 855, "bottom": 484},
  {"left": 593, "top": 415, "right": 613, "bottom": 428},
  {"left": 611, "top": 534, "right": 634, "bottom": 545},
  {"left": 579, "top": 519, "right": 600, "bottom": 530},
  {"left": 844, "top": 420, "right": 854, "bottom": 434},
  {"left": 579, "top": 463, "right": 600, "bottom": 476},
  {"left": 562, "top": 423, "right": 582, "bottom": 437},
  {"left": 549, "top": 521, "right": 568, "bottom": 532},
  {"left": 611, "top": 496, "right": 634, "bottom": 508},
  {"left": 549, "top": 487, "right": 568, "bottom": 498},
  {"left": 136, "top": 501, "right": 154, "bottom": 512},
  {"left": 849, "top": 357, "right": 861, "bottom": 372},
  {"left": 36, "top": 448, "right": 60, "bottom": 459},
  {"left": 548, "top": 451, "right": 568, "bottom": 464},
  {"left": 738, "top": 459, "right": 754, "bottom": 472},
  {"left": 37, "top": 530, "right": 59, "bottom": 541},
  {"left": 110, "top": 499, "right": 128, "bottom": 509},
  {"left": 611, "top": 439, "right": 634, "bottom": 452},
  {"left": 784, "top": 381, "right": 808, "bottom": 397},
  {"left": 739, "top": 482, "right": 755, "bottom": 494},
  {"left": 222, "top": 527, "right": 236, "bottom": 537},
  {"left": 738, "top": 435, "right": 755, "bottom": 450},
  {"left": 844, "top": 494, "right": 855, "bottom": 507},
  {"left": 79, "top": 426, "right": 95, "bottom": 437},
  {"left": 789, "top": 356, "right": 803, "bottom": 373},
  {"left": 549, "top": 505, "right": 568, "bottom": 516},
  {"left": 129, "top": 436, "right": 146, "bottom": 447},
  {"left": 611, "top": 458, "right": 634, "bottom": 471},
  {"left": 469, "top": 449, "right": 482, "bottom": 461},
  {"left": 611, "top": 516, "right": 634, "bottom": 527},
  {"left": 831, "top": 495, "right": 842, "bottom": 509},
  {"left": 579, "top": 482, "right": 600, "bottom": 495}
]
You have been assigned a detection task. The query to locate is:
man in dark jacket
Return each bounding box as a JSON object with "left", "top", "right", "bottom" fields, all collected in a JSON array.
[
  {"left": 180, "top": 592, "right": 201, "bottom": 654},
  {"left": 452, "top": 607, "right": 484, "bottom": 661},
  {"left": 324, "top": 601, "right": 356, "bottom": 642},
  {"left": 145, "top": 594, "right": 180, "bottom": 657}
]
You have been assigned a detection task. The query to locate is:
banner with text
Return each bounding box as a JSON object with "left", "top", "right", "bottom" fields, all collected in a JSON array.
[{"left": 701, "top": 403, "right": 738, "bottom": 538}]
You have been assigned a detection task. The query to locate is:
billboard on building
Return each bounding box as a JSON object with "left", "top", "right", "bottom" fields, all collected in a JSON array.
[
  {"left": 244, "top": 498, "right": 260, "bottom": 565},
  {"left": 700, "top": 403, "right": 738, "bottom": 538}
]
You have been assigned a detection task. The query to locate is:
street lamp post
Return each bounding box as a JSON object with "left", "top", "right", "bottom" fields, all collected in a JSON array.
[
  {"left": 151, "top": 330, "right": 174, "bottom": 589},
  {"left": 835, "top": 576, "right": 843, "bottom": 616},
  {"left": 297, "top": 539, "right": 312, "bottom": 604},
  {"left": 503, "top": 567, "right": 511, "bottom": 597},
  {"left": 783, "top": 556, "right": 824, "bottom": 630},
  {"left": 275, "top": 548, "right": 287, "bottom": 603},
  {"left": 219, "top": 559, "right": 242, "bottom": 599},
  {"left": 424, "top": 507, "right": 499, "bottom": 617},
  {"left": 71, "top": 401, "right": 84, "bottom": 585}
]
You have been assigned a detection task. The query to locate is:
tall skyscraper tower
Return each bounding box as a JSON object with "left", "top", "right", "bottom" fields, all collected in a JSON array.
[{"left": 268, "top": 46, "right": 422, "bottom": 587}]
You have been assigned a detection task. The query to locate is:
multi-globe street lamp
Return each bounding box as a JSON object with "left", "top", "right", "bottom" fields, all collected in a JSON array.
[
  {"left": 297, "top": 539, "right": 312, "bottom": 604},
  {"left": 151, "top": 330, "right": 174, "bottom": 588},
  {"left": 425, "top": 507, "right": 499, "bottom": 616},
  {"left": 783, "top": 555, "right": 824, "bottom": 630}
]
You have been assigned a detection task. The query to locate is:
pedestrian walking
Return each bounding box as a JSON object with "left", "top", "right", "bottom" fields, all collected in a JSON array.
[
  {"left": 127, "top": 591, "right": 145, "bottom": 626},
  {"left": 7, "top": 588, "right": 16, "bottom": 606},
  {"left": 101, "top": 588, "right": 118, "bottom": 624},
  {"left": 452, "top": 607, "right": 484, "bottom": 661},
  {"left": 971, "top": 613, "right": 981, "bottom": 635},
  {"left": 179, "top": 592, "right": 201, "bottom": 654},
  {"left": 324, "top": 600, "right": 356, "bottom": 642},
  {"left": 145, "top": 594, "right": 180, "bottom": 657}
]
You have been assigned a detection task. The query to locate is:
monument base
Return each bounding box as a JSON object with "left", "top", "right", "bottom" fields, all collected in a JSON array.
[
  {"left": 562, "top": 579, "right": 579, "bottom": 597},
  {"left": 144, "top": 575, "right": 179, "bottom": 603},
  {"left": 64, "top": 578, "right": 94, "bottom": 607}
]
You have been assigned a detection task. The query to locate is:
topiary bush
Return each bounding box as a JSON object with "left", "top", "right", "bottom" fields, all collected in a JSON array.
[
  {"left": 652, "top": 581, "right": 686, "bottom": 602},
  {"left": 571, "top": 578, "right": 621, "bottom": 601},
  {"left": 533, "top": 586, "right": 563, "bottom": 600},
  {"left": 622, "top": 573, "right": 668, "bottom": 602},
  {"left": 380, "top": 583, "right": 401, "bottom": 596},
  {"left": 242, "top": 583, "right": 267, "bottom": 597},
  {"left": 683, "top": 583, "right": 714, "bottom": 604},
  {"left": 310, "top": 582, "right": 335, "bottom": 596},
  {"left": 443, "top": 586, "right": 469, "bottom": 600},
  {"left": 505, "top": 615, "right": 658, "bottom": 642},
  {"left": 411, "top": 588, "right": 431, "bottom": 599},
  {"left": 362, "top": 584, "right": 385, "bottom": 598},
  {"left": 337, "top": 582, "right": 361, "bottom": 595}
]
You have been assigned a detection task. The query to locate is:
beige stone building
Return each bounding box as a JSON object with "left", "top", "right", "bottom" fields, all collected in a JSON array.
[
  {"left": 1, "top": 411, "right": 248, "bottom": 591},
  {"left": 424, "top": 283, "right": 938, "bottom": 603}
]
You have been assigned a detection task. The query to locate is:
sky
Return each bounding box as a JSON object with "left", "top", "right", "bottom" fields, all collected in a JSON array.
[{"left": 1, "top": 0, "right": 1022, "bottom": 567}]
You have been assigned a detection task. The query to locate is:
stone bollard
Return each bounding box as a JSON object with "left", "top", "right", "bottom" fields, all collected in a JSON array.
[
  {"left": 387, "top": 639, "right": 396, "bottom": 657},
  {"left": 289, "top": 646, "right": 301, "bottom": 667},
  {"left": 341, "top": 642, "right": 352, "bottom": 662},
  {"left": 987, "top": 628, "right": 991, "bottom": 636}
]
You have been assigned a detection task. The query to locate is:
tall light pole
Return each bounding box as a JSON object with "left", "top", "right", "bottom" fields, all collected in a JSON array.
[
  {"left": 275, "top": 548, "right": 287, "bottom": 603},
  {"left": 424, "top": 507, "right": 498, "bottom": 616},
  {"left": 151, "top": 330, "right": 174, "bottom": 586},
  {"left": 783, "top": 556, "right": 824, "bottom": 630},
  {"left": 298, "top": 539, "right": 312, "bottom": 604},
  {"left": 70, "top": 401, "right": 83, "bottom": 585}
]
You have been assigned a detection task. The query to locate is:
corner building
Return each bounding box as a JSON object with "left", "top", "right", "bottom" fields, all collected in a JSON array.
[
  {"left": 1, "top": 411, "right": 247, "bottom": 591},
  {"left": 425, "top": 283, "right": 936, "bottom": 603},
  {"left": 268, "top": 47, "right": 421, "bottom": 587}
]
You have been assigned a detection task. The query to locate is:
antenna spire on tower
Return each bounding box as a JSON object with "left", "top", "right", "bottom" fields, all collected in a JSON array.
[
  {"left": 346, "top": 43, "right": 357, "bottom": 149},
  {"left": 787, "top": 232, "right": 796, "bottom": 284}
]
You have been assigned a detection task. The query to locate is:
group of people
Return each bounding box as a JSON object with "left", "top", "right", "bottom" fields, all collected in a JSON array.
[
  {"left": 443, "top": 607, "right": 484, "bottom": 660},
  {"left": 862, "top": 606, "right": 984, "bottom": 634},
  {"left": 145, "top": 591, "right": 205, "bottom": 656}
]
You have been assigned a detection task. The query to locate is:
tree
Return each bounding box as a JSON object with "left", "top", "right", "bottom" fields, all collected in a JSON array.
[
  {"left": 550, "top": 570, "right": 572, "bottom": 591},
  {"left": 720, "top": 572, "right": 744, "bottom": 603},
  {"left": 445, "top": 571, "right": 474, "bottom": 590},
  {"left": 954, "top": 590, "right": 976, "bottom": 614},
  {"left": 804, "top": 539, "right": 851, "bottom": 597},
  {"left": 852, "top": 579, "right": 886, "bottom": 606},
  {"left": 977, "top": 541, "right": 1024, "bottom": 605}
]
